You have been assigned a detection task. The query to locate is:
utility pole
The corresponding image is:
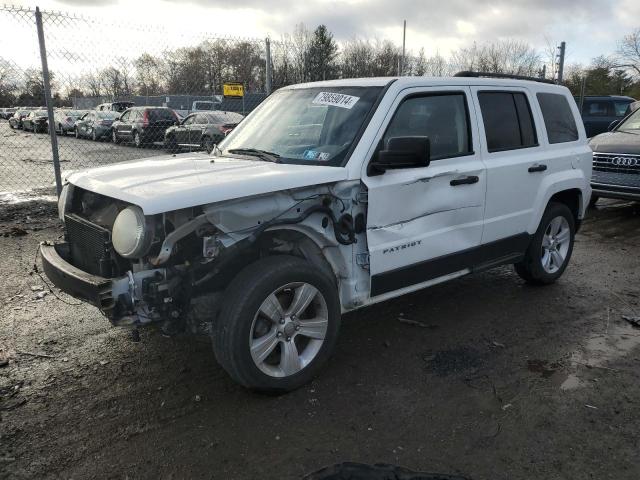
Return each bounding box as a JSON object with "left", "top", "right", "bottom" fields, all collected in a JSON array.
[
  {"left": 265, "top": 37, "right": 272, "bottom": 95},
  {"left": 400, "top": 20, "right": 407, "bottom": 76},
  {"left": 556, "top": 41, "right": 566, "bottom": 84}
]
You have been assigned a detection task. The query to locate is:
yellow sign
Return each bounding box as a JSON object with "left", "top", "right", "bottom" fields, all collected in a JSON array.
[{"left": 223, "top": 83, "right": 244, "bottom": 98}]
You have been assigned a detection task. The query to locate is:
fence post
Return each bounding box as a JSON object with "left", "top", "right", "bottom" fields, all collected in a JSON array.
[
  {"left": 265, "top": 38, "right": 272, "bottom": 95},
  {"left": 35, "top": 6, "right": 62, "bottom": 197}
]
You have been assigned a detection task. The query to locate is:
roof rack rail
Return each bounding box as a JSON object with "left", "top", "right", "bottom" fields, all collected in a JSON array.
[{"left": 454, "top": 71, "right": 557, "bottom": 85}]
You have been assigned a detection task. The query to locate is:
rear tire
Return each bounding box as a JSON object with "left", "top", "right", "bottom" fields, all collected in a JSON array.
[
  {"left": 213, "top": 255, "right": 341, "bottom": 393},
  {"left": 202, "top": 136, "right": 215, "bottom": 154},
  {"left": 515, "top": 202, "right": 575, "bottom": 285}
]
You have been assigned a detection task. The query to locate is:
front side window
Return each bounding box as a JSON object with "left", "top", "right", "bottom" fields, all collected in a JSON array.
[
  {"left": 478, "top": 91, "right": 537, "bottom": 152},
  {"left": 382, "top": 93, "right": 472, "bottom": 160},
  {"left": 221, "top": 86, "right": 383, "bottom": 166},
  {"left": 537, "top": 93, "right": 579, "bottom": 144}
]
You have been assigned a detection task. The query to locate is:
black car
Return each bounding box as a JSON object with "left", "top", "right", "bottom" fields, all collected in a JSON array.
[
  {"left": 577, "top": 95, "right": 635, "bottom": 138},
  {"left": 22, "top": 110, "right": 49, "bottom": 133},
  {"left": 164, "top": 111, "right": 244, "bottom": 153},
  {"left": 589, "top": 106, "right": 640, "bottom": 204},
  {"left": 8, "top": 109, "right": 30, "bottom": 129},
  {"left": 74, "top": 111, "right": 119, "bottom": 140},
  {"left": 111, "top": 107, "right": 179, "bottom": 147}
]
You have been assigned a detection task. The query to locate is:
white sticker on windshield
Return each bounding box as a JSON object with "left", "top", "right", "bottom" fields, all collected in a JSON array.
[{"left": 312, "top": 92, "right": 360, "bottom": 109}]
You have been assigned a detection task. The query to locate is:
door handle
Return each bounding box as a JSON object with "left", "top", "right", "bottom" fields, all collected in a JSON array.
[
  {"left": 528, "top": 164, "right": 547, "bottom": 173},
  {"left": 450, "top": 175, "right": 479, "bottom": 186}
]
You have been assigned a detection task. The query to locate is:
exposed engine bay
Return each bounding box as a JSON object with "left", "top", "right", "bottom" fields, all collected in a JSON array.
[{"left": 59, "top": 182, "right": 369, "bottom": 334}]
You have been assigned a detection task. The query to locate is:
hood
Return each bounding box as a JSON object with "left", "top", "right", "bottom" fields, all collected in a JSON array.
[
  {"left": 66, "top": 153, "right": 348, "bottom": 215},
  {"left": 589, "top": 131, "right": 640, "bottom": 155}
]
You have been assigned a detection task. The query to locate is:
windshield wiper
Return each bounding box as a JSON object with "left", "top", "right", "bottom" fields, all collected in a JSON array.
[{"left": 227, "top": 148, "right": 281, "bottom": 163}]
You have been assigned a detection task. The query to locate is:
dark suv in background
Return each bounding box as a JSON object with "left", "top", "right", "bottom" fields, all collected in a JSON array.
[
  {"left": 577, "top": 95, "right": 635, "bottom": 137},
  {"left": 111, "top": 107, "right": 178, "bottom": 147}
]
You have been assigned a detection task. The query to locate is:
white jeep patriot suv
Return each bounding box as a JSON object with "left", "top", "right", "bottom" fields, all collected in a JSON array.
[{"left": 41, "top": 73, "right": 592, "bottom": 392}]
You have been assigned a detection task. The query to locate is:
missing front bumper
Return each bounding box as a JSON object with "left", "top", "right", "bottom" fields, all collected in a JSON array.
[{"left": 39, "top": 242, "right": 115, "bottom": 311}]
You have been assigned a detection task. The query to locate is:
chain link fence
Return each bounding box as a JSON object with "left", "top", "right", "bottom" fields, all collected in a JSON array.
[{"left": 0, "top": 5, "right": 271, "bottom": 200}]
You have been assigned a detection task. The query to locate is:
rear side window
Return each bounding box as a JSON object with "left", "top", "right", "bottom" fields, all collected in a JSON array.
[
  {"left": 478, "top": 91, "right": 537, "bottom": 152},
  {"left": 537, "top": 93, "right": 579, "bottom": 143},
  {"left": 149, "top": 109, "right": 176, "bottom": 121}
]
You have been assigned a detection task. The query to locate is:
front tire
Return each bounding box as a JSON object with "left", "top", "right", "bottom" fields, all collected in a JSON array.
[
  {"left": 213, "top": 255, "right": 341, "bottom": 393},
  {"left": 515, "top": 202, "right": 575, "bottom": 285}
]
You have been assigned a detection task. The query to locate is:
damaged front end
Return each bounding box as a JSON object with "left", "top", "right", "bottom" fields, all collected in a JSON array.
[{"left": 42, "top": 182, "right": 363, "bottom": 334}]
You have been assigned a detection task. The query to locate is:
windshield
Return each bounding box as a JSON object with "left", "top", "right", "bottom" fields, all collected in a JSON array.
[
  {"left": 220, "top": 86, "right": 383, "bottom": 166},
  {"left": 618, "top": 108, "right": 640, "bottom": 131}
]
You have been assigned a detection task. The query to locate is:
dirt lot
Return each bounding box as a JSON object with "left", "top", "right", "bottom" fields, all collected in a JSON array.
[{"left": 0, "top": 199, "right": 639, "bottom": 480}]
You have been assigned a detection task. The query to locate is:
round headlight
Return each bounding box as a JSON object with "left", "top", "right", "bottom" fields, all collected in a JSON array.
[{"left": 112, "top": 206, "right": 153, "bottom": 259}]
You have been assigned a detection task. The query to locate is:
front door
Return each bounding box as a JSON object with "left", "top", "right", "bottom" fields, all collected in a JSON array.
[{"left": 364, "top": 87, "right": 487, "bottom": 297}]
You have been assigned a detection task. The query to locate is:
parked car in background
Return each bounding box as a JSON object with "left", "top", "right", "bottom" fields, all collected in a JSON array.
[
  {"left": 22, "top": 110, "right": 49, "bottom": 133},
  {"left": 589, "top": 106, "right": 640, "bottom": 205},
  {"left": 9, "top": 109, "right": 31, "bottom": 129},
  {"left": 164, "top": 110, "right": 244, "bottom": 153},
  {"left": 111, "top": 106, "right": 179, "bottom": 147},
  {"left": 577, "top": 95, "right": 635, "bottom": 138},
  {"left": 625, "top": 100, "right": 640, "bottom": 115},
  {"left": 74, "top": 111, "right": 119, "bottom": 140},
  {"left": 0, "top": 107, "right": 16, "bottom": 119},
  {"left": 52, "top": 109, "right": 89, "bottom": 135},
  {"left": 192, "top": 100, "right": 221, "bottom": 111},
  {"left": 97, "top": 101, "right": 135, "bottom": 113}
]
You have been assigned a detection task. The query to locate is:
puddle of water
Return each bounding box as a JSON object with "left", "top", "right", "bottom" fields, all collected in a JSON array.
[{"left": 560, "top": 316, "right": 640, "bottom": 391}]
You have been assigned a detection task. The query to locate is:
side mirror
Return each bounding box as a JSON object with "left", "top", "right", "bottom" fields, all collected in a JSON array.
[
  {"left": 608, "top": 120, "right": 620, "bottom": 131},
  {"left": 368, "top": 136, "right": 430, "bottom": 175}
]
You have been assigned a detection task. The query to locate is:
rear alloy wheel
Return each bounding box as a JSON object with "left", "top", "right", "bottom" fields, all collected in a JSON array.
[
  {"left": 134, "top": 131, "right": 142, "bottom": 148},
  {"left": 92, "top": 129, "right": 97, "bottom": 141},
  {"left": 214, "top": 255, "right": 341, "bottom": 392},
  {"left": 515, "top": 202, "right": 575, "bottom": 285}
]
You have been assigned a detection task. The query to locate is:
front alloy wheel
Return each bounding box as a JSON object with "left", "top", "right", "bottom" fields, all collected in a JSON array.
[
  {"left": 250, "top": 282, "right": 328, "bottom": 378},
  {"left": 134, "top": 131, "right": 142, "bottom": 147},
  {"left": 214, "top": 255, "right": 340, "bottom": 392}
]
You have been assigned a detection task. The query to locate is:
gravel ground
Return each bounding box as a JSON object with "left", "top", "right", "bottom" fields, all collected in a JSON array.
[{"left": 0, "top": 199, "right": 639, "bottom": 480}]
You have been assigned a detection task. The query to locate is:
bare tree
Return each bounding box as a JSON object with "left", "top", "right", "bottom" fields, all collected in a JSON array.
[
  {"left": 83, "top": 71, "right": 102, "bottom": 97},
  {"left": 616, "top": 29, "right": 640, "bottom": 77},
  {"left": 451, "top": 40, "right": 541, "bottom": 76}
]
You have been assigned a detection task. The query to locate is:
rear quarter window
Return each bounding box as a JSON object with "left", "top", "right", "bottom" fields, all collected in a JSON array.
[{"left": 536, "top": 93, "right": 579, "bottom": 144}]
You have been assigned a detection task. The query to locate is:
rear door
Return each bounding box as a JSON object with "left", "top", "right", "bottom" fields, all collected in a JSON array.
[
  {"left": 470, "top": 87, "right": 545, "bottom": 246},
  {"left": 117, "top": 110, "right": 132, "bottom": 138},
  {"left": 364, "top": 86, "right": 487, "bottom": 296}
]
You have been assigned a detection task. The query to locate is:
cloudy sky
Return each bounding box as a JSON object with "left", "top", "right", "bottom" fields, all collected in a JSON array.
[{"left": 5, "top": 0, "right": 640, "bottom": 65}]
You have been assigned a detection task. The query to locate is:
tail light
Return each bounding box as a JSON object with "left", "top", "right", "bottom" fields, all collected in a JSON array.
[{"left": 142, "top": 110, "right": 149, "bottom": 128}]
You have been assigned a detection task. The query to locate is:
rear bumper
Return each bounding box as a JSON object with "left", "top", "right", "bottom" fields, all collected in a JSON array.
[{"left": 39, "top": 242, "right": 115, "bottom": 311}]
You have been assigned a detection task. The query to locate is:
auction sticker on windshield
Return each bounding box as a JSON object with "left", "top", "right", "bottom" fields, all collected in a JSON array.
[{"left": 312, "top": 92, "right": 360, "bottom": 109}]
